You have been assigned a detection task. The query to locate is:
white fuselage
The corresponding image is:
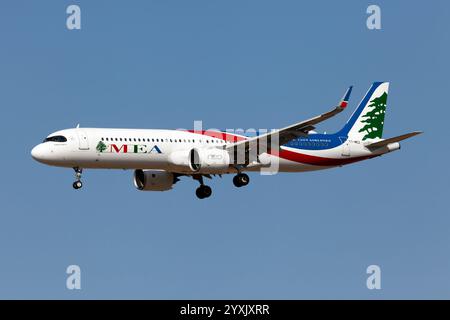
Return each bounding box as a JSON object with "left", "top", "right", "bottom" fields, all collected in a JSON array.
[{"left": 31, "top": 127, "right": 396, "bottom": 174}]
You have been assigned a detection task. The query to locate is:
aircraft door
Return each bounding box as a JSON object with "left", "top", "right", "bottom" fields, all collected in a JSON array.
[{"left": 77, "top": 129, "right": 90, "bottom": 150}]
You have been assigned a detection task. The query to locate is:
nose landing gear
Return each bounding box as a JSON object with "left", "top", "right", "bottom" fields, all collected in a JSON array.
[
  {"left": 73, "top": 167, "right": 83, "bottom": 190},
  {"left": 73, "top": 180, "right": 83, "bottom": 189}
]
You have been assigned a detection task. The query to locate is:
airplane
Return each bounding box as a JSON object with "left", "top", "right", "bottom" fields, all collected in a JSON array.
[{"left": 31, "top": 82, "right": 421, "bottom": 199}]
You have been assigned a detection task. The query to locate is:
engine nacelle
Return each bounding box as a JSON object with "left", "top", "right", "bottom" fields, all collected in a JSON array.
[
  {"left": 189, "top": 148, "right": 231, "bottom": 173},
  {"left": 168, "top": 149, "right": 193, "bottom": 173},
  {"left": 133, "top": 169, "right": 176, "bottom": 191}
]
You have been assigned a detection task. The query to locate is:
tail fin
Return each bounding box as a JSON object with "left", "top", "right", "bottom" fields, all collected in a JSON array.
[{"left": 339, "top": 82, "right": 389, "bottom": 141}]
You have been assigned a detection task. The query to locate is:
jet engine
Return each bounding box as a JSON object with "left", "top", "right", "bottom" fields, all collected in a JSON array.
[
  {"left": 133, "top": 169, "right": 177, "bottom": 191},
  {"left": 189, "top": 148, "right": 231, "bottom": 173}
]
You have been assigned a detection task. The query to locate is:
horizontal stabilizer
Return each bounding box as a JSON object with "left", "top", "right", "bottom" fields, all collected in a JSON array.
[{"left": 365, "top": 131, "right": 423, "bottom": 149}]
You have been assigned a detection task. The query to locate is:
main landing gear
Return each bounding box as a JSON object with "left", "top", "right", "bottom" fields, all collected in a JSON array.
[
  {"left": 233, "top": 173, "right": 250, "bottom": 188},
  {"left": 196, "top": 185, "right": 212, "bottom": 199},
  {"left": 72, "top": 167, "right": 83, "bottom": 190},
  {"left": 193, "top": 175, "right": 212, "bottom": 199},
  {"left": 193, "top": 172, "right": 250, "bottom": 199}
]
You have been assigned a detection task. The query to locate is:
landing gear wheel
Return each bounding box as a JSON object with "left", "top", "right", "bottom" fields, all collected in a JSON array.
[
  {"left": 73, "top": 181, "right": 83, "bottom": 189},
  {"left": 233, "top": 173, "right": 250, "bottom": 188},
  {"left": 195, "top": 187, "right": 204, "bottom": 199},
  {"left": 196, "top": 185, "right": 212, "bottom": 199},
  {"left": 73, "top": 167, "right": 83, "bottom": 190}
]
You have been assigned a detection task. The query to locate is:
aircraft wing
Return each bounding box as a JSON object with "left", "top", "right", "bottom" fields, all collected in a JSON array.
[{"left": 225, "top": 86, "right": 353, "bottom": 159}]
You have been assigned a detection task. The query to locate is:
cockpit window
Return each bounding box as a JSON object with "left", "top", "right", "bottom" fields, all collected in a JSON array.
[{"left": 43, "top": 135, "right": 67, "bottom": 143}]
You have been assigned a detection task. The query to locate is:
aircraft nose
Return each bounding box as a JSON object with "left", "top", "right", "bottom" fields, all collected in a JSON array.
[{"left": 31, "top": 144, "right": 47, "bottom": 162}]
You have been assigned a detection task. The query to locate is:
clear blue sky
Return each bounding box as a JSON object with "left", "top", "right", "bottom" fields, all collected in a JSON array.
[{"left": 0, "top": 0, "right": 448, "bottom": 299}]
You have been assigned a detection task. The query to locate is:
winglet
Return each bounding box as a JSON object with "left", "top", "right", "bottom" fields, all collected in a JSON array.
[{"left": 338, "top": 86, "right": 353, "bottom": 109}]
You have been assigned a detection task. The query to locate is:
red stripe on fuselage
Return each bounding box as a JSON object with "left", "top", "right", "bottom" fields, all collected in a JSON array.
[
  {"left": 276, "top": 148, "right": 375, "bottom": 166},
  {"left": 186, "top": 130, "right": 374, "bottom": 166}
]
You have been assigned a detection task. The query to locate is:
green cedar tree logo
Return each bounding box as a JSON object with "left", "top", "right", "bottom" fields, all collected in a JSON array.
[
  {"left": 358, "top": 92, "right": 387, "bottom": 140},
  {"left": 96, "top": 141, "right": 107, "bottom": 153}
]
